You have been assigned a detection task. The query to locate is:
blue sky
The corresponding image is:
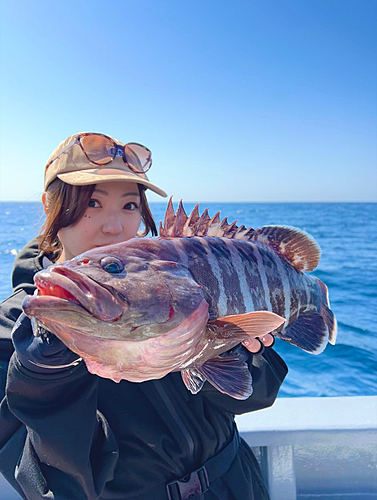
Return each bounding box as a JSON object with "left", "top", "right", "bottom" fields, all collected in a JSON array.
[{"left": 0, "top": 0, "right": 376, "bottom": 202}]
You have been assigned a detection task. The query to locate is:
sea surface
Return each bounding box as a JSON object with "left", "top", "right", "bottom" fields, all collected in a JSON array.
[{"left": 0, "top": 201, "right": 376, "bottom": 398}]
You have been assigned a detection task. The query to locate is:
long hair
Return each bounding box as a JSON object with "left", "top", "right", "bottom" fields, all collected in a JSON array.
[{"left": 39, "top": 179, "right": 157, "bottom": 258}]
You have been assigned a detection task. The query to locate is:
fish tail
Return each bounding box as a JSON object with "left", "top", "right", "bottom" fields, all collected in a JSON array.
[
  {"left": 317, "top": 278, "right": 337, "bottom": 345},
  {"left": 276, "top": 278, "right": 337, "bottom": 354}
]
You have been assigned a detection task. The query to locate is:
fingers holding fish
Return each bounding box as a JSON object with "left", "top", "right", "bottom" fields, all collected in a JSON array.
[
  {"left": 258, "top": 333, "right": 275, "bottom": 348},
  {"left": 241, "top": 337, "right": 263, "bottom": 354},
  {"left": 242, "top": 333, "right": 274, "bottom": 354}
]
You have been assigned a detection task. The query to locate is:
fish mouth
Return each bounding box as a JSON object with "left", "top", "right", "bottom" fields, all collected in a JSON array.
[{"left": 24, "top": 267, "right": 124, "bottom": 322}]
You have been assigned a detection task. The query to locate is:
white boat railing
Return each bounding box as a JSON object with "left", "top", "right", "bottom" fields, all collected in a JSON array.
[
  {"left": 236, "top": 395, "right": 377, "bottom": 500},
  {"left": 1, "top": 396, "right": 377, "bottom": 499}
]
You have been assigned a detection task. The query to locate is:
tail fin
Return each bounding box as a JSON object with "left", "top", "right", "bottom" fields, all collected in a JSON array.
[
  {"left": 317, "top": 279, "right": 337, "bottom": 345},
  {"left": 276, "top": 279, "right": 337, "bottom": 354}
]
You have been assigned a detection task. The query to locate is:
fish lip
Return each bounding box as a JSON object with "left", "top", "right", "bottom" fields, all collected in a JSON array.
[
  {"left": 33, "top": 267, "right": 124, "bottom": 322},
  {"left": 23, "top": 293, "right": 88, "bottom": 317}
]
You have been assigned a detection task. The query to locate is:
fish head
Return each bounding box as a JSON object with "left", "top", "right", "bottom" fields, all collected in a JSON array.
[{"left": 22, "top": 239, "right": 207, "bottom": 342}]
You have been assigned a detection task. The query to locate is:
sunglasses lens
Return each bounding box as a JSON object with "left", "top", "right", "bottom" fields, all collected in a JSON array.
[
  {"left": 124, "top": 143, "right": 152, "bottom": 173},
  {"left": 80, "top": 135, "right": 115, "bottom": 165}
]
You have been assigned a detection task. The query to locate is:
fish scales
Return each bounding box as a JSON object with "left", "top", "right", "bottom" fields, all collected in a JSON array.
[
  {"left": 234, "top": 242, "right": 268, "bottom": 312},
  {"left": 269, "top": 251, "right": 291, "bottom": 326},
  {"left": 166, "top": 238, "right": 190, "bottom": 268},
  {"left": 22, "top": 200, "right": 337, "bottom": 400},
  {"left": 284, "top": 264, "right": 301, "bottom": 325},
  {"left": 249, "top": 243, "right": 274, "bottom": 313},
  {"left": 203, "top": 238, "right": 246, "bottom": 315},
  {"left": 284, "top": 261, "right": 315, "bottom": 320},
  {"left": 172, "top": 236, "right": 305, "bottom": 330},
  {"left": 175, "top": 237, "right": 222, "bottom": 319},
  {"left": 223, "top": 238, "right": 255, "bottom": 314},
  {"left": 198, "top": 238, "right": 229, "bottom": 317},
  {"left": 178, "top": 237, "right": 265, "bottom": 318},
  {"left": 167, "top": 235, "right": 329, "bottom": 348},
  {"left": 258, "top": 247, "right": 286, "bottom": 319}
]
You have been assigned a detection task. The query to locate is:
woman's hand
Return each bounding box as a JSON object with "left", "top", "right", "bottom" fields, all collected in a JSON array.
[
  {"left": 221, "top": 333, "right": 275, "bottom": 362},
  {"left": 242, "top": 333, "right": 275, "bottom": 354},
  {"left": 12, "top": 313, "right": 82, "bottom": 374}
]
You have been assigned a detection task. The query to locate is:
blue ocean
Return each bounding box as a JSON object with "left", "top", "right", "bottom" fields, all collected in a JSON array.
[{"left": 0, "top": 202, "right": 376, "bottom": 398}]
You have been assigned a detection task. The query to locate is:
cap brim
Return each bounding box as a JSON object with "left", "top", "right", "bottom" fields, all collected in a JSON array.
[{"left": 57, "top": 168, "right": 167, "bottom": 198}]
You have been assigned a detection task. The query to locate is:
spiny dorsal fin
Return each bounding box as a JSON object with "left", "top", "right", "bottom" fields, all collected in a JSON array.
[
  {"left": 196, "top": 208, "right": 210, "bottom": 236},
  {"left": 159, "top": 200, "right": 321, "bottom": 272},
  {"left": 159, "top": 198, "right": 176, "bottom": 236},
  {"left": 159, "top": 198, "right": 255, "bottom": 239},
  {"left": 250, "top": 225, "right": 321, "bottom": 272},
  {"left": 184, "top": 204, "right": 200, "bottom": 236}
]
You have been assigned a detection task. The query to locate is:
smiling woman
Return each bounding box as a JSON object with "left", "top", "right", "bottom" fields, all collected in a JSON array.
[
  {"left": 0, "top": 131, "right": 288, "bottom": 500},
  {"left": 51, "top": 181, "right": 142, "bottom": 262},
  {"left": 39, "top": 183, "right": 158, "bottom": 261}
]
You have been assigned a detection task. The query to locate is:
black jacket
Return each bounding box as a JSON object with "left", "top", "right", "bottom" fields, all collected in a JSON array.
[{"left": 0, "top": 239, "right": 288, "bottom": 500}]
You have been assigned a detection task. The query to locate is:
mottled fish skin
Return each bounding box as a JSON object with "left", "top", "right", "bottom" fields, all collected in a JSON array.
[{"left": 163, "top": 236, "right": 320, "bottom": 335}]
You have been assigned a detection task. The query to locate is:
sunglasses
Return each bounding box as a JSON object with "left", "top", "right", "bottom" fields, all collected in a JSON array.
[{"left": 46, "top": 133, "right": 152, "bottom": 174}]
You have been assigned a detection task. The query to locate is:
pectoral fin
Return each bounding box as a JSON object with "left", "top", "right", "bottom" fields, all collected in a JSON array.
[{"left": 209, "top": 310, "right": 285, "bottom": 339}]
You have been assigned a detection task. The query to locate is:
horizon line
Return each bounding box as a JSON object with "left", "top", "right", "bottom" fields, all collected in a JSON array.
[{"left": 1, "top": 199, "right": 376, "bottom": 204}]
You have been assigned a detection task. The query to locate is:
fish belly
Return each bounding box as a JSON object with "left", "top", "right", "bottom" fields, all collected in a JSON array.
[{"left": 51, "top": 299, "right": 210, "bottom": 384}]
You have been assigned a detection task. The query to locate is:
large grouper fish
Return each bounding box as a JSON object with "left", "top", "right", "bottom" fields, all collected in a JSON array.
[{"left": 22, "top": 200, "right": 337, "bottom": 399}]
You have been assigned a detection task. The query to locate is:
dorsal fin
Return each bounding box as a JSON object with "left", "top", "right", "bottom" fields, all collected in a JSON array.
[
  {"left": 159, "top": 198, "right": 255, "bottom": 239},
  {"left": 159, "top": 198, "right": 176, "bottom": 236},
  {"left": 159, "top": 199, "right": 321, "bottom": 271},
  {"left": 196, "top": 208, "right": 211, "bottom": 236},
  {"left": 184, "top": 204, "right": 200, "bottom": 236},
  {"left": 250, "top": 225, "right": 321, "bottom": 272}
]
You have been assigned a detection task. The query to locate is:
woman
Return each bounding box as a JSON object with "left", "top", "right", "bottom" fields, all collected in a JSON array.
[{"left": 0, "top": 132, "right": 288, "bottom": 500}]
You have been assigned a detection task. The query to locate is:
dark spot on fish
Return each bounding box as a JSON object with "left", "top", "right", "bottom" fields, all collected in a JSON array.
[
  {"left": 261, "top": 250, "right": 276, "bottom": 270},
  {"left": 206, "top": 238, "right": 232, "bottom": 260},
  {"left": 236, "top": 243, "right": 259, "bottom": 264},
  {"left": 183, "top": 238, "right": 208, "bottom": 258}
]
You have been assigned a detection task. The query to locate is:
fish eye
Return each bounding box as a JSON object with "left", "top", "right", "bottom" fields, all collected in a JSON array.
[{"left": 100, "top": 257, "right": 125, "bottom": 274}]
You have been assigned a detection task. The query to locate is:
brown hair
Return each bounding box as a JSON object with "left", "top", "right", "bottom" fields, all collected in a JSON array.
[{"left": 39, "top": 179, "right": 157, "bottom": 258}]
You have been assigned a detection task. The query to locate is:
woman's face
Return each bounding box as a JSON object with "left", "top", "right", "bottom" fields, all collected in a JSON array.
[{"left": 55, "top": 181, "right": 142, "bottom": 262}]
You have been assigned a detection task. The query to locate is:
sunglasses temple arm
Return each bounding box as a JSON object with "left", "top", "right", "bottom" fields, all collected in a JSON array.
[{"left": 45, "top": 138, "right": 78, "bottom": 169}]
